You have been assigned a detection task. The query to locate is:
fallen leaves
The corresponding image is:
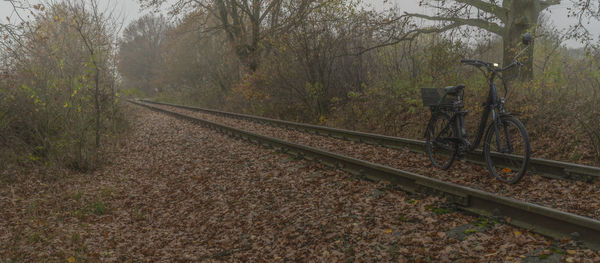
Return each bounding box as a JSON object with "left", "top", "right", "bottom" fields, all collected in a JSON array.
[
  {"left": 159, "top": 104, "right": 600, "bottom": 221},
  {"left": 0, "top": 106, "right": 597, "bottom": 261}
]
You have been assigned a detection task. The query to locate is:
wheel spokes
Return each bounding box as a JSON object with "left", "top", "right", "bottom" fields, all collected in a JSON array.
[
  {"left": 487, "top": 118, "right": 529, "bottom": 183},
  {"left": 427, "top": 113, "right": 456, "bottom": 169}
]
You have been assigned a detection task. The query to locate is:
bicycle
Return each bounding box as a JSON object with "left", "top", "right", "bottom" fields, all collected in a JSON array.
[{"left": 422, "top": 33, "right": 533, "bottom": 184}]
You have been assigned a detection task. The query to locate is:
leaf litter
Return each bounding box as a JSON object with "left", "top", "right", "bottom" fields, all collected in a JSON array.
[
  {"left": 158, "top": 104, "right": 600, "bottom": 222},
  {"left": 0, "top": 105, "right": 598, "bottom": 261}
]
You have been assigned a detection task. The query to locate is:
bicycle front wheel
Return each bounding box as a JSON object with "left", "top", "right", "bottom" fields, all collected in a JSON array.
[
  {"left": 425, "top": 112, "right": 457, "bottom": 169},
  {"left": 483, "top": 116, "right": 531, "bottom": 184}
]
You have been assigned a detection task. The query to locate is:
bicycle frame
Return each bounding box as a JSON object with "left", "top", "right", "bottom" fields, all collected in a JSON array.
[
  {"left": 468, "top": 70, "right": 505, "bottom": 151},
  {"left": 426, "top": 33, "right": 531, "bottom": 183},
  {"left": 432, "top": 70, "right": 509, "bottom": 152}
]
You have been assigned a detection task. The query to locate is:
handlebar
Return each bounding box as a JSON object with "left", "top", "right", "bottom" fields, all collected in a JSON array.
[
  {"left": 461, "top": 45, "right": 528, "bottom": 72},
  {"left": 461, "top": 59, "right": 522, "bottom": 72},
  {"left": 461, "top": 59, "right": 490, "bottom": 67}
]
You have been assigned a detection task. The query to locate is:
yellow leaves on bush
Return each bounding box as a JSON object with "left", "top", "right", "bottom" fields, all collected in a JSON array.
[
  {"left": 52, "top": 15, "right": 64, "bottom": 23},
  {"left": 33, "top": 4, "right": 45, "bottom": 11},
  {"left": 319, "top": 115, "right": 327, "bottom": 125}
]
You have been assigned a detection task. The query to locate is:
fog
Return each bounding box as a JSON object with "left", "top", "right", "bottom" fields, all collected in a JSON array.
[{"left": 1, "top": 0, "right": 598, "bottom": 47}]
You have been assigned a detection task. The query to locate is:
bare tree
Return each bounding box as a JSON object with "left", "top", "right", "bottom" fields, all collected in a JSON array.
[
  {"left": 65, "top": 0, "right": 122, "bottom": 149},
  {"left": 119, "top": 14, "right": 169, "bottom": 95},
  {"left": 405, "top": 0, "right": 600, "bottom": 80},
  {"left": 139, "top": 0, "right": 332, "bottom": 71},
  {"left": 0, "top": 0, "right": 44, "bottom": 60},
  {"left": 0, "top": 1, "right": 28, "bottom": 40}
]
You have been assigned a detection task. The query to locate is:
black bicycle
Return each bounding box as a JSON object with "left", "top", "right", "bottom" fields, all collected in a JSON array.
[{"left": 422, "top": 33, "right": 533, "bottom": 184}]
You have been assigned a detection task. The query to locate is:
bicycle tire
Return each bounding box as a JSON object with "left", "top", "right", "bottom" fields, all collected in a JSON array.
[
  {"left": 483, "top": 116, "right": 531, "bottom": 184},
  {"left": 425, "top": 112, "right": 458, "bottom": 169}
]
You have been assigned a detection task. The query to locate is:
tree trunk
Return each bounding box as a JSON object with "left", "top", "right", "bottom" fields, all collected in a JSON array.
[
  {"left": 504, "top": 0, "right": 540, "bottom": 81},
  {"left": 94, "top": 62, "right": 100, "bottom": 149},
  {"left": 249, "top": 16, "right": 260, "bottom": 72}
]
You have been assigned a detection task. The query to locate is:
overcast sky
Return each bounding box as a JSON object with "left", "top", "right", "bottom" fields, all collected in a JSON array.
[{"left": 1, "top": 0, "right": 598, "bottom": 47}]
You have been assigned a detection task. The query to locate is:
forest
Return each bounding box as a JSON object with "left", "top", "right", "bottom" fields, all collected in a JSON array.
[
  {"left": 2, "top": 0, "right": 600, "bottom": 261},
  {"left": 1, "top": 0, "right": 600, "bottom": 170}
]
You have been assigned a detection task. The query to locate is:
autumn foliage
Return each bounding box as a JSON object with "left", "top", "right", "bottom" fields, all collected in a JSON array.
[
  {"left": 121, "top": 1, "right": 600, "bottom": 165},
  {"left": 0, "top": 1, "right": 125, "bottom": 170}
]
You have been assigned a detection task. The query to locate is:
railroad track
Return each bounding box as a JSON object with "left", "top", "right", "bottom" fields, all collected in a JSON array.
[
  {"left": 141, "top": 99, "right": 600, "bottom": 183},
  {"left": 130, "top": 99, "right": 600, "bottom": 249}
]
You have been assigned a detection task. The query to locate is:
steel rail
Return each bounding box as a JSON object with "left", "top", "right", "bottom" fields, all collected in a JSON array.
[
  {"left": 131, "top": 99, "right": 600, "bottom": 249},
  {"left": 142, "top": 99, "right": 600, "bottom": 182}
]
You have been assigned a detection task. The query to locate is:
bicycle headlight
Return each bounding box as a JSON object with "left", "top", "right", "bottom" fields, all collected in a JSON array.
[{"left": 493, "top": 63, "right": 499, "bottom": 68}]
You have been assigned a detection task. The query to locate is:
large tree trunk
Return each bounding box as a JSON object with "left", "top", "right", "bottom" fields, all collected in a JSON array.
[{"left": 504, "top": 0, "right": 540, "bottom": 81}]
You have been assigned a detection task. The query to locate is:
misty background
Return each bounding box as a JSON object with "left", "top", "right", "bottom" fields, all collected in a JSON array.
[
  {"left": 1, "top": 0, "right": 598, "bottom": 47},
  {"left": 2, "top": 0, "right": 600, "bottom": 171}
]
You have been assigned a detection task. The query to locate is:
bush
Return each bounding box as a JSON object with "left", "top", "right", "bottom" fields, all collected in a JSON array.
[{"left": 0, "top": 2, "right": 127, "bottom": 171}]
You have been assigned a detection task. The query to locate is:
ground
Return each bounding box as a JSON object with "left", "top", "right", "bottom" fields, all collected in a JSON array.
[{"left": 1, "top": 106, "right": 597, "bottom": 262}]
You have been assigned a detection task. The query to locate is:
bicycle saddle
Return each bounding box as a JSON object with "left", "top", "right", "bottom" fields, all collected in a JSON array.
[{"left": 444, "top": 84, "right": 465, "bottom": 95}]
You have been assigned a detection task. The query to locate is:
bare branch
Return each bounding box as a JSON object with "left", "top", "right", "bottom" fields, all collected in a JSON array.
[
  {"left": 404, "top": 12, "right": 504, "bottom": 35},
  {"left": 345, "top": 22, "right": 463, "bottom": 57},
  {"left": 455, "top": 0, "right": 508, "bottom": 22},
  {"left": 540, "top": 0, "right": 561, "bottom": 10}
]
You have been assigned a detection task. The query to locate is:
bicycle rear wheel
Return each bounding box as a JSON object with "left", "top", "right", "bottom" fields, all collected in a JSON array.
[
  {"left": 483, "top": 116, "right": 530, "bottom": 184},
  {"left": 425, "top": 112, "right": 457, "bottom": 169}
]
